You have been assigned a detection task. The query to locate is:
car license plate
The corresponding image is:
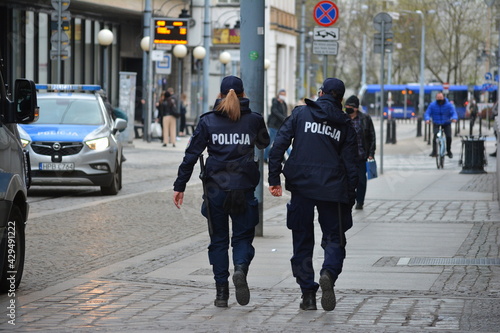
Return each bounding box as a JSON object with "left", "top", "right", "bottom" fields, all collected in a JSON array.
[{"left": 39, "top": 162, "right": 75, "bottom": 171}]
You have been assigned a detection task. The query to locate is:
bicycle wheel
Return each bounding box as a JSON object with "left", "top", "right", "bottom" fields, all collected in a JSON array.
[
  {"left": 435, "top": 138, "right": 441, "bottom": 169},
  {"left": 441, "top": 132, "right": 447, "bottom": 169}
]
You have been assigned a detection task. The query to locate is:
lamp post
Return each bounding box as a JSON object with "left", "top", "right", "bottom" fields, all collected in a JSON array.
[
  {"left": 264, "top": 58, "right": 271, "bottom": 121},
  {"left": 173, "top": 44, "right": 188, "bottom": 118},
  {"left": 219, "top": 51, "right": 231, "bottom": 80},
  {"left": 140, "top": 36, "right": 152, "bottom": 142},
  {"left": 484, "top": 0, "right": 499, "bottom": 120},
  {"left": 398, "top": 10, "right": 427, "bottom": 117},
  {"left": 298, "top": 0, "right": 306, "bottom": 99},
  {"left": 304, "top": 36, "right": 312, "bottom": 100},
  {"left": 97, "top": 29, "right": 114, "bottom": 95},
  {"left": 193, "top": 46, "right": 206, "bottom": 120},
  {"left": 202, "top": 0, "right": 211, "bottom": 115},
  {"left": 415, "top": 10, "right": 425, "bottom": 118}
]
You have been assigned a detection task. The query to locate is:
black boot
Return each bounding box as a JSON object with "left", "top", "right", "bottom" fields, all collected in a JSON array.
[
  {"left": 233, "top": 264, "right": 250, "bottom": 306},
  {"left": 214, "top": 282, "right": 229, "bottom": 307},
  {"left": 319, "top": 270, "right": 336, "bottom": 311},
  {"left": 299, "top": 291, "right": 317, "bottom": 310}
]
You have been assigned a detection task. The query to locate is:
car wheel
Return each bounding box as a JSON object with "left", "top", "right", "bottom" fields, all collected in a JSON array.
[
  {"left": 101, "top": 160, "right": 121, "bottom": 195},
  {"left": 0, "top": 206, "right": 26, "bottom": 293}
]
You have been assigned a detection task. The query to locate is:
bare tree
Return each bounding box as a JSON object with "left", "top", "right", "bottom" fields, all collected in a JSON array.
[{"left": 295, "top": 0, "right": 492, "bottom": 91}]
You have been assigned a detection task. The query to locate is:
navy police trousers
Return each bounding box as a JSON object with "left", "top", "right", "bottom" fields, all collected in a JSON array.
[
  {"left": 201, "top": 188, "right": 259, "bottom": 284},
  {"left": 287, "top": 192, "right": 349, "bottom": 293}
]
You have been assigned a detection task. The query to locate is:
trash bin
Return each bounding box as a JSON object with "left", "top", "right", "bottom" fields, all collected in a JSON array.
[{"left": 459, "top": 136, "right": 487, "bottom": 174}]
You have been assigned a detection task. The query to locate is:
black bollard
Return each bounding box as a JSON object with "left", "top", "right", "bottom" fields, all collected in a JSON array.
[
  {"left": 416, "top": 116, "right": 422, "bottom": 137},
  {"left": 386, "top": 120, "right": 392, "bottom": 144},
  {"left": 391, "top": 119, "right": 397, "bottom": 144},
  {"left": 427, "top": 122, "right": 431, "bottom": 145}
]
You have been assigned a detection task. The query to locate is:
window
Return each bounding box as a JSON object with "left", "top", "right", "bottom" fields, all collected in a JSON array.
[
  {"left": 218, "top": 0, "right": 240, "bottom": 4},
  {"left": 37, "top": 98, "right": 103, "bottom": 125}
]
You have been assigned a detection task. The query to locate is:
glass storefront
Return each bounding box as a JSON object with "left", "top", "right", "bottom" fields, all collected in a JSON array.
[{"left": 1, "top": 5, "right": 121, "bottom": 103}]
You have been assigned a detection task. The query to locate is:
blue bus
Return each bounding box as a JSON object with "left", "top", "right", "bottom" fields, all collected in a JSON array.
[{"left": 358, "top": 84, "right": 494, "bottom": 119}]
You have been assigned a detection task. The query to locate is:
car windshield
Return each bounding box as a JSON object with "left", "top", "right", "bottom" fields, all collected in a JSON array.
[{"left": 37, "top": 98, "right": 104, "bottom": 125}]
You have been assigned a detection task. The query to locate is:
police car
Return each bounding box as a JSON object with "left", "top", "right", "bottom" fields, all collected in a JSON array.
[{"left": 18, "top": 84, "right": 127, "bottom": 195}]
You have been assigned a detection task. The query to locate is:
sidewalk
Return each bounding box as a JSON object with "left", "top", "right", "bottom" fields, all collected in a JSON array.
[{"left": 2, "top": 121, "right": 500, "bottom": 332}]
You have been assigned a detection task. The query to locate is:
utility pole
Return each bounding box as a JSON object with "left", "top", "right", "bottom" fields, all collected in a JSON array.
[
  {"left": 240, "top": 0, "right": 265, "bottom": 236},
  {"left": 373, "top": 12, "right": 393, "bottom": 175},
  {"left": 298, "top": 0, "right": 306, "bottom": 99},
  {"left": 143, "top": 0, "right": 151, "bottom": 141},
  {"left": 202, "top": 0, "right": 211, "bottom": 114}
]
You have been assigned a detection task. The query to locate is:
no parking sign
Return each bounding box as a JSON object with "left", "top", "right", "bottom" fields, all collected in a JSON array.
[{"left": 313, "top": 1, "right": 339, "bottom": 27}]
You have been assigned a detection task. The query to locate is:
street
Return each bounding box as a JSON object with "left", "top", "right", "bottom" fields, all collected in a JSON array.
[
  {"left": 23, "top": 139, "right": 207, "bottom": 293},
  {"left": 1, "top": 119, "right": 500, "bottom": 332}
]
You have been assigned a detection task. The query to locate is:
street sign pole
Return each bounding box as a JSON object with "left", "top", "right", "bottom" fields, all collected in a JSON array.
[
  {"left": 312, "top": 1, "right": 340, "bottom": 79},
  {"left": 379, "top": 21, "right": 385, "bottom": 175},
  {"left": 51, "top": 0, "right": 71, "bottom": 83},
  {"left": 373, "top": 12, "right": 393, "bottom": 175},
  {"left": 57, "top": 0, "right": 62, "bottom": 83},
  {"left": 323, "top": 56, "right": 328, "bottom": 80}
]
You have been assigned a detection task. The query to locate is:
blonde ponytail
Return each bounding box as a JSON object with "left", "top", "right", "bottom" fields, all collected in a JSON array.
[{"left": 215, "top": 89, "right": 242, "bottom": 121}]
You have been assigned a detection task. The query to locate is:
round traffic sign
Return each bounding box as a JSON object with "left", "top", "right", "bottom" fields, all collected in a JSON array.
[
  {"left": 313, "top": 1, "right": 339, "bottom": 27},
  {"left": 373, "top": 12, "right": 393, "bottom": 32}
]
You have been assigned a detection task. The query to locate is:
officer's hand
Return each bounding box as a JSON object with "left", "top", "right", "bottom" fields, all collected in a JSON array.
[
  {"left": 269, "top": 185, "right": 282, "bottom": 197},
  {"left": 173, "top": 191, "right": 184, "bottom": 209}
]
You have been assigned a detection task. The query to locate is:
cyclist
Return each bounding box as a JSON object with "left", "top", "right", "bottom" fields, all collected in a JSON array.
[{"left": 424, "top": 92, "right": 458, "bottom": 158}]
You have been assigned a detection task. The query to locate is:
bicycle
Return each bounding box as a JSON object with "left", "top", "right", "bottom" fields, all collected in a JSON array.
[{"left": 435, "top": 126, "right": 446, "bottom": 169}]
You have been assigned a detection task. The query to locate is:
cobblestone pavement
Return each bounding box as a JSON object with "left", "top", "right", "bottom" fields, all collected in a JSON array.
[{"left": 1, "top": 122, "right": 499, "bottom": 332}]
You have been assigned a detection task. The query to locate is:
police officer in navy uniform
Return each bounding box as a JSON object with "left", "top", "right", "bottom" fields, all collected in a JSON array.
[
  {"left": 173, "top": 76, "right": 270, "bottom": 308},
  {"left": 268, "top": 78, "right": 358, "bottom": 311}
]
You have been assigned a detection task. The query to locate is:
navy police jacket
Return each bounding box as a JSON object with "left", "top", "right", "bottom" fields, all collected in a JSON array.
[
  {"left": 173, "top": 98, "right": 270, "bottom": 192},
  {"left": 268, "top": 94, "right": 359, "bottom": 204}
]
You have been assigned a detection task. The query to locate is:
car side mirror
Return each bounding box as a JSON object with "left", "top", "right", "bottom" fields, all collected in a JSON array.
[
  {"left": 113, "top": 118, "right": 127, "bottom": 134},
  {"left": 14, "top": 79, "right": 38, "bottom": 123}
]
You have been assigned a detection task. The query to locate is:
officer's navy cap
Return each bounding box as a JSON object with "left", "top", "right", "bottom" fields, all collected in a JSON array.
[
  {"left": 220, "top": 75, "right": 244, "bottom": 95},
  {"left": 320, "top": 78, "right": 345, "bottom": 96}
]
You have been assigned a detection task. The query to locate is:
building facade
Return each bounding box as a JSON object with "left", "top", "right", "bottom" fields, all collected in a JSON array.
[{"left": 0, "top": 0, "right": 297, "bottom": 127}]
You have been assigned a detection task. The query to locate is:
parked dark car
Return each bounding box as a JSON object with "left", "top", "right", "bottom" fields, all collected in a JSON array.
[{"left": 0, "top": 66, "right": 38, "bottom": 292}]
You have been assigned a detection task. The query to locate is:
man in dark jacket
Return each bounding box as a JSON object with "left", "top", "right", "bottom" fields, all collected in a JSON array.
[
  {"left": 268, "top": 78, "right": 358, "bottom": 312},
  {"left": 345, "top": 95, "right": 376, "bottom": 210},
  {"left": 264, "top": 89, "right": 290, "bottom": 161}
]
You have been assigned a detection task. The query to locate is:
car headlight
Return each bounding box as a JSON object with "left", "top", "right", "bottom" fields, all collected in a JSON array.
[
  {"left": 20, "top": 139, "right": 30, "bottom": 148},
  {"left": 85, "top": 137, "right": 110, "bottom": 151}
]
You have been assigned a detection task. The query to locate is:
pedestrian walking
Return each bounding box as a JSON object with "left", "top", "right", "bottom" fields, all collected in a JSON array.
[
  {"left": 173, "top": 76, "right": 270, "bottom": 308},
  {"left": 159, "top": 91, "right": 178, "bottom": 147},
  {"left": 468, "top": 99, "right": 478, "bottom": 136},
  {"left": 344, "top": 95, "right": 376, "bottom": 210},
  {"left": 267, "top": 78, "right": 358, "bottom": 311},
  {"left": 264, "top": 89, "right": 291, "bottom": 162},
  {"left": 178, "top": 93, "right": 188, "bottom": 136}
]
